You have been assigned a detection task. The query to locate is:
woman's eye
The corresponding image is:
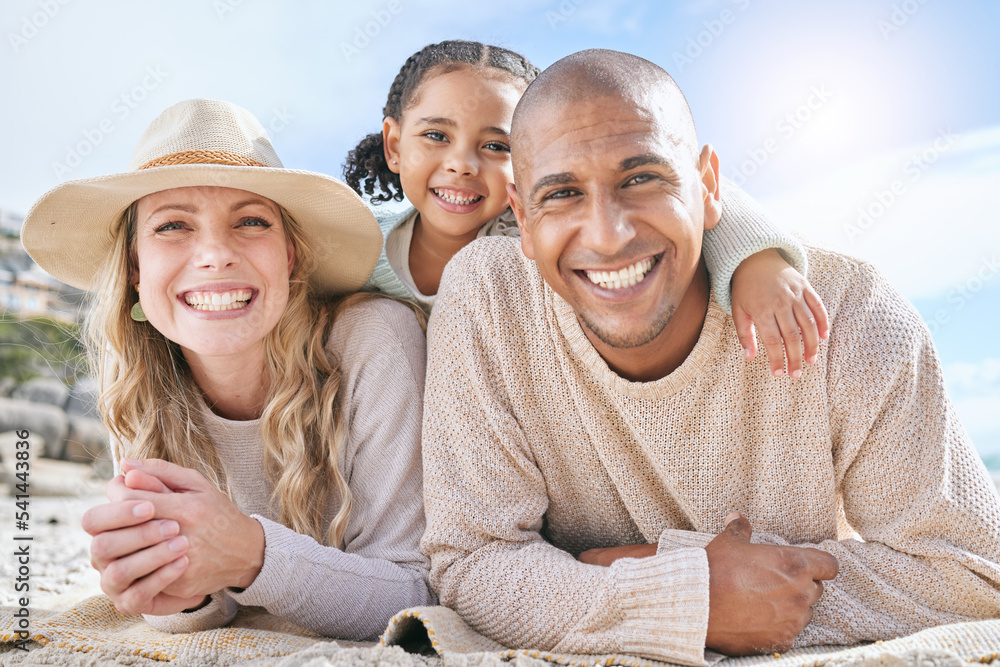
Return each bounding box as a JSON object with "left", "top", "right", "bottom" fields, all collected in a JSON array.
[
  {"left": 154, "top": 221, "right": 184, "bottom": 232},
  {"left": 240, "top": 217, "right": 272, "bottom": 228},
  {"left": 484, "top": 141, "right": 510, "bottom": 153},
  {"left": 421, "top": 130, "right": 447, "bottom": 142}
]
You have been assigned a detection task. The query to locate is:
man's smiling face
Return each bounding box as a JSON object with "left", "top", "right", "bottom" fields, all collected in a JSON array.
[{"left": 508, "top": 89, "right": 721, "bottom": 355}]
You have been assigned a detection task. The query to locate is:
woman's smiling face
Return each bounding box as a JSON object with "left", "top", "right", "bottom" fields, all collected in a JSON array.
[{"left": 132, "top": 186, "right": 294, "bottom": 367}]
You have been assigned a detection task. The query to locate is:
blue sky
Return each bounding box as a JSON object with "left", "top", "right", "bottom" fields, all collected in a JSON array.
[{"left": 2, "top": 0, "right": 998, "bottom": 465}]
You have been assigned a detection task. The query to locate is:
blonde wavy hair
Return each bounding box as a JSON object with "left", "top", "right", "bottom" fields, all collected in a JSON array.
[{"left": 86, "top": 201, "right": 408, "bottom": 547}]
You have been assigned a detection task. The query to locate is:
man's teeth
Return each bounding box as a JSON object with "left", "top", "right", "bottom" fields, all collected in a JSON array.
[
  {"left": 584, "top": 258, "right": 656, "bottom": 290},
  {"left": 433, "top": 188, "right": 482, "bottom": 205},
  {"left": 184, "top": 289, "right": 252, "bottom": 311}
]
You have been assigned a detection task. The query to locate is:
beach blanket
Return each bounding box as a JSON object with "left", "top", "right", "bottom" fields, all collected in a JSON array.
[{"left": 1, "top": 597, "right": 999, "bottom": 666}]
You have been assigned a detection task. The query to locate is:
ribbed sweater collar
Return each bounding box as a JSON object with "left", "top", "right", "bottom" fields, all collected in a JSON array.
[{"left": 549, "top": 287, "right": 728, "bottom": 400}]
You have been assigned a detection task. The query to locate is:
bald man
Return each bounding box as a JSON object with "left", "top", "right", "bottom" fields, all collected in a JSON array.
[{"left": 420, "top": 49, "right": 1000, "bottom": 664}]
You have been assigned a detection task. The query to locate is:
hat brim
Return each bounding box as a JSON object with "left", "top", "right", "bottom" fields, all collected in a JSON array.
[{"left": 21, "top": 164, "right": 381, "bottom": 295}]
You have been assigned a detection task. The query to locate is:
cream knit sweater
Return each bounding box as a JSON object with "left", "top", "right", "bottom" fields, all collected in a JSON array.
[
  {"left": 421, "top": 238, "right": 1000, "bottom": 666},
  {"left": 139, "top": 298, "right": 431, "bottom": 639}
]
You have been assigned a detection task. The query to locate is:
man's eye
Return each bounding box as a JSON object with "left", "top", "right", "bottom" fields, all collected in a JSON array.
[
  {"left": 421, "top": 131, "right": 447, "bottom": 142},
  {"left": 625, "top": 173, "right": 656, "bottom": 186},
  {"left": 484, "top": 141, "right": 510, "bottom": 153},
  {"left": 544, "top": 188, "right": 578, "bottom": 201}
]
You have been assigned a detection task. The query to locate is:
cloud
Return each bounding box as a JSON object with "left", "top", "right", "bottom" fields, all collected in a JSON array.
[
  {"left": 761, "top": 125, "right": 1000, "bottom": 302},
  {"left": 944, "top": 359, "right": 1000, "bottom": 461}
]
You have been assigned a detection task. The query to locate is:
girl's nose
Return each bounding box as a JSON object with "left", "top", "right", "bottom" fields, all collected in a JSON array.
[{"left": 444, "top": 145, "right": 479, "bottom": 177}]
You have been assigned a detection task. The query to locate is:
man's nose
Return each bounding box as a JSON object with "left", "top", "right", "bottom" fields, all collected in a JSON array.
[{"left": 578, "top": 192, "right": 636, "bottom": 255}]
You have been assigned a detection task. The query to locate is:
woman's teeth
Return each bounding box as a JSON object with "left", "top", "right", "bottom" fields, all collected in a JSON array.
[
  {"left": 584, "top": 258, "right": 656, "bottom": 290},
  {"left": 433, "top": 188, "right": 483, "bottom": 206},
  {"left": 184, "top": 289, "right": 252, "bottom": 311}
]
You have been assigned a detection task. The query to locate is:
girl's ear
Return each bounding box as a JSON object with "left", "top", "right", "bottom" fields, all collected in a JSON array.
[{"left": 383, "top": 117, "right": 402, "bottom": 174}]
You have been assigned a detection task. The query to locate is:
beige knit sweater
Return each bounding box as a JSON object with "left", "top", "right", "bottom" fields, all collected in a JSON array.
[
  {"left": 421, "top": 238, "right": 1000, "bottom": 666},
  {"left": 138, "top": 298, "right": 431, "bottom": 639}
]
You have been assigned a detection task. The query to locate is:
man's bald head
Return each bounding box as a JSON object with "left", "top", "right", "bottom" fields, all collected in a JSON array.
[{"left": 511, "top": 49, "right": 698, "bottom": 184}]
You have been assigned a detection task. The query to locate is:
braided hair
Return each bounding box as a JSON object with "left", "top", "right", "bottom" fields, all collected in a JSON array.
[{"left": 343, "top": 40, "right": 540, "bottom": 204}]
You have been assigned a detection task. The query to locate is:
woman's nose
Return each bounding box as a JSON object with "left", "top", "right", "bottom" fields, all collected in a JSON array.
[{"left": 193, "top": 229, "right": 240, "bottom": 270}]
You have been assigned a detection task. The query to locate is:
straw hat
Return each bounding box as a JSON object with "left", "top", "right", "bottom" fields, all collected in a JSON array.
[{"left": 21, "top": 99, "right": 381, "bottom": 295}]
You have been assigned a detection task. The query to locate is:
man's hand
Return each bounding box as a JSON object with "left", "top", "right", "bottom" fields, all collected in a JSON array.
[
  {"left": 578, "top": 543, "right": 657, "bottom": 566},
  {"left": 705, "top": 513, "right": 838, "bottom": 656}
]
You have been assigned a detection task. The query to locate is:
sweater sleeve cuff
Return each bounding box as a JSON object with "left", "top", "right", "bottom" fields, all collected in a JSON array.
[
  {"left": 702, "top": 178, "right": 808, "bottom": 314},
  {"left": 142, "top": 592, "right": 237, "bottom": 633},
  {"left": 556, "top": 547, "right": 711, "bottom": 666},
  {"left": 657, "top": 529, "right": 714, "bottom": 553},
  {"left": 226, "top": 515, "right": 287, "bottom": 608}
]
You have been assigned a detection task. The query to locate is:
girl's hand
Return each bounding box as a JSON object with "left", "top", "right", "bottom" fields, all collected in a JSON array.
[
  {"left": 731, "top": 249, "right": 830, "bottom": 379},
  {"left": 110, "top": 459, "right": 266, "bottom": 600},
  {"left": 82, "top": 480, "right": 205, "bottom": 616}
]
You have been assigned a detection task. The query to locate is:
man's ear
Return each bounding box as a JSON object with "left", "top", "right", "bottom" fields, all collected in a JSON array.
[
  {"left": 383, "top": 117, "right": 401, "bottom": 174},
  {"left": 506, "top": 182, "right": 535, "bottom": 260},
  {"left": 698, "top": 144, "right": 722, "bottom": 231}
]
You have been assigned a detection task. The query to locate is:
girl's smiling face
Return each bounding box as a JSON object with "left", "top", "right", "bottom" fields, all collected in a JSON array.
[
  {"left": 133, "top": 186, "right": 294, "bottom": 368},
  {"left": 383, "top": 66, "right": 524, "bottom": 241}
]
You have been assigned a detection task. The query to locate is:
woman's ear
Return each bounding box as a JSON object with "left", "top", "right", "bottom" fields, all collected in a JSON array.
[
  {"left": 383, "top": 117, "right": 402, "bottom": 174},
  {"left": 698, "top": 144, "right": 722, "bottom": 231}
]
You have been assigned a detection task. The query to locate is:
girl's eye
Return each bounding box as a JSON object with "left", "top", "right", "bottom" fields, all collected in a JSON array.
[
  {"left": 484, "top": 141, "right": 510, "bottom": 153},
  {"left": 421, "top": 130, "right": 447, "bottom": 142}
]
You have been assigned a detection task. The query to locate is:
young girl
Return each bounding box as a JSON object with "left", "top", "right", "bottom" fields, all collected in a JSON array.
[
  {"left": 22, "top": 99, "right": 430, "bottom": 639},
  {"left": 344, "top": 40, "right": 828, "bottom": 377}
]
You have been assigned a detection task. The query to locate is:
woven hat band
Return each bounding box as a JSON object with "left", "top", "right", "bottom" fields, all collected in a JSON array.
[{"left": 137, "top": 150, "right": 267, "bottom": 170}]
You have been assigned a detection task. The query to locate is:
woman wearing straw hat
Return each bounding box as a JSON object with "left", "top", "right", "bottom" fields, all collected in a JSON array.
[{"left": 21, "top": 99, "right": 431, "bottom": 638}]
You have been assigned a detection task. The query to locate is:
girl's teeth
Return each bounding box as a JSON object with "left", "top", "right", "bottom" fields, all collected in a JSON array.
[
  {"left": 584, "top": 258, "right": 656, "bottom": 290},
  {"left": 184, "top": 289, "right": 253, "bottom": 311},
  {"left": 434, "top": 188, "right": 482, "bottom": 206}
]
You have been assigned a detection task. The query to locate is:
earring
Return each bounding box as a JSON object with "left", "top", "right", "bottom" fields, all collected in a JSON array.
[{"left": 130, "top": 284, "right": 147, "bottom": 322}]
